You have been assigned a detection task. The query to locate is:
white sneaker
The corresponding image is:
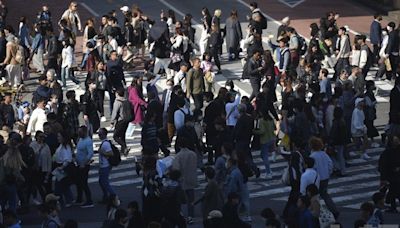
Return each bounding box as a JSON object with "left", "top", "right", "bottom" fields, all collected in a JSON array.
[
  {"left": 272, "top": 151, "right": 277, "bottom": 162},
  {"left": 32, "top": 199, "right": 42, "bottom": 205},
  {"left": 361, "top": 153, "right": 371, "bottom": 160},
  {"left": 100, "top": 116, "right": 107, "bottom": 122},
  {"left": 371, "top": 142, "right": 380, "bottom": 148}
]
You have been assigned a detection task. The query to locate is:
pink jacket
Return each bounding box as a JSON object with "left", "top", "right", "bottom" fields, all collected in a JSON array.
[{"left": 128, "top": 86, "right": 147, "bottom": 124}]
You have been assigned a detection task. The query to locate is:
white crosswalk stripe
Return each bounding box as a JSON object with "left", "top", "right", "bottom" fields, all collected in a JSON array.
[{"left": 66, "top": 64, "right": 388, "bottom": 211}]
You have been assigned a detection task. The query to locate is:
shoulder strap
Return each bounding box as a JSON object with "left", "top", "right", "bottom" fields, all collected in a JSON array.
[
  {"left": 313, "top": 171, "right": 318, "bottom": 184},
  {"left": 226, "top": 104, "right": 236, "bottom": 120}
]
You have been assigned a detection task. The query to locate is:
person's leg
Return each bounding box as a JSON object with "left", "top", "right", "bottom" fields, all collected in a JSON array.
[
  {"left": 260, "top": 141, "right": 272, "bottom": 175},
  {"left": 82, "top": 165, "right": 92, "bottom": 203},
  {"left": 319, "top": 179, "right": 339, "bottom": 217},
  {"left": 109, "top": 91, "right": 116, "bottom": 115},
  {"left": 185, "top": 189, "right": 195, "bottom": 218},
  {"left": 98, "top": 167, "right": 108, "bottom": 201},
  {"left": 213, "top": 51, "right": 221, "bottom": 71},
  {"left": 167, "top": 122, "right": 175, "bottom": 142},
  {"left": 61, "top": 66, "right": 67, "bottom": 87},
  {"left": 373, "top": 44, "right": 379, "bottom": 65},
  {"left": 68, "top": 67, "right": 80, "bottom": 85},
  {"left": 335, "top": 145, "right": 346, "bottom": 174},
  {"left": 97, "top": 89, "right": 105, "bottom": 117},
  {"left": 240, "top": 183, "right": 251, "bottom": 220},
  {"left": 114, "top": 121, "right": 128, "bottom": 152},
  {"left": 153, "top": 57, "right": 161, "bottom": 75}
]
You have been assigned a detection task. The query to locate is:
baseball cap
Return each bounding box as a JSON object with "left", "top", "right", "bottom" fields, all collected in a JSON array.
[{"left": 120, "top": 6, "right": 129, "bottom": 12}]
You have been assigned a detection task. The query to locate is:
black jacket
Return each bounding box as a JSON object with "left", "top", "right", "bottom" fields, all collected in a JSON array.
[
  {"left": 81, "top": 90, "right": 100, "bottom": 117},
  {"left": 379, "top": 146, "right": 400, "bottom": 183},
  {"left": 47, "top": 35, "right": 59, "bottom": 59},
  {"left": 330, "top": 118, "right": 347, "bottom": 145},
  {"left": 234, "top": 113, "right": 254, "bottom": 144},
  {"left": 123, "top": 23, "right": 134, "bottom": 44},
  {"left": 386, "top": 30, "right": 400, "bottom": 55},
  {"left": 389, "top": 85, "right": 400, "bottom": 124},
  {"left": 207, "top": 31, "right": 222, "bottom": 53},
  {"left": 106, "top": 57, "right": 125, "bottom": 91},
  {"left": 247, "top": 57, "right": 262, "bottom": 80}
]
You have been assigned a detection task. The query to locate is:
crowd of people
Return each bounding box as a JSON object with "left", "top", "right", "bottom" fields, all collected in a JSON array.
[{"left": 0, "top": 0, "right": 399, "bottom": 227}]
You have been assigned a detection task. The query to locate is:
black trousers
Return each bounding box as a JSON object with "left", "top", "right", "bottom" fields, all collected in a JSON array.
[
  {"left": 97, "top": 89, "right": 105, "bottom": 116},
  {"left": 114, "top": 120, "right": 129, "bottom": 150},
  {"left": 76, "top": 165, "right": 92, "bottom": 203},
  {"left": 192, "top": 93, "right": 204, "bottom": 111},
  {"left": 249, "top": 78, "right": 261, "bottom": 101},
  {"left": 387, "top": 54, "right": 399, "bottom": 80},
  {"left": 210, "top": 48, "right": 221, "bottom": 70},
  {"left": 372, "top": 44, "right": 380, "bottom": 65}
]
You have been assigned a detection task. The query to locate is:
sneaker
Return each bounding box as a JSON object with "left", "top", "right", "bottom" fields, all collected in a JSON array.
[
  {"left": 361, "top": 153, "right": 371, "bottom": 160},
  {"left": 32, "top": 199, "right": 42, "bottom": 205},
  {"left": 186, "top": 216, "right": 193, "bottom": 224},
  {"left": 100, "top": 116, "right": 107, "bottom": 122},
  {"left": 80, "top": 202, "right": 94, "bottom": 208},
  {"left": 65, "top": 203, "right": 72, "bottom": 208},
  {"left": 371, "top": 142, "right": 380, "bottom": 148},
  {"left": 73, "top": 200, "right": 83, "bottom": 206},
  {"left": 272, "top": 151, "right": 277, "bottom": 162}
]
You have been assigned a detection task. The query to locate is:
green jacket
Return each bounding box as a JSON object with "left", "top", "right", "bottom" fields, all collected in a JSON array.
[
  {"left": 253, "top": 118, "right": 276, "bottom": 144},
  {"left": 186, "top": 68, "right": 205, "bottom": 95}
]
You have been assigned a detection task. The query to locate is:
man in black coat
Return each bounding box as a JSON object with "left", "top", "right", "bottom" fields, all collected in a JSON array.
[
  {"left": 247, "top": 50, "right": 263, "bottom": 101},
  {"left": 385, "top": 22, "right": 399, "bottom": 81},
  {"left": 106, "top": 50, "right": 125, "bottom": 113}
]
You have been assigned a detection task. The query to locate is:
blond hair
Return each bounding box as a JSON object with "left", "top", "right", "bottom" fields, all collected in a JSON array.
[{"left": 214, "top": 9, "right": 221, "bottom": 17}]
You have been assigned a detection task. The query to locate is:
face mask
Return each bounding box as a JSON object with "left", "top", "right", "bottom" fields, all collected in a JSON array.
[
  {"left": 226, "top": 86, "right": 231, "bottom": 90},
  {"left": 387, "top": 26, "right": 392, "bottom": 31},
  {"left": 166, "top": 85, "right": 172, "bottom": 90}
]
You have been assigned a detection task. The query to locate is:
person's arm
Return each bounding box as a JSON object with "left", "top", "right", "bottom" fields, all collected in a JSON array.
[
  {"left": 359, "top": 49, "right": 368, "bottom": 69},
  {"left": 2, "top": 43, "right": 11, "bottom": 65},
  {"left": 282, "top": 51, "right": 290, "bottom": 72},
  {"left": 75, "top": 12, "right": 82, "bottom": 31},
  {"left": 26, "top": 110, "right": 37, "bottom": 134},
  {"left": 150, "top": 74, "right": 161, "bottom": 86},
  {"left": 66, "top": 47, "right": 73, "bottom": 67},
  {"left": 186, "top": 70, "right": 193, "bottom": 98},
  {"left": 86, "top": 139, "right": 94, "bottom": 163},
  {"left": 300, "top": 174, "right": 306, "bottom": 195},
  {"left": 327, "top": 155, "right": 333, "bottom": 175},
  {"left": 110, "top": 100, "right": 119, "bottom": 123}
]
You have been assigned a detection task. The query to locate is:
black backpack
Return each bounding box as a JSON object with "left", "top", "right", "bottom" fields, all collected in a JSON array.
[
  {"left": 297, "top": 35, "right": 308, "bottom": 56},
  {"left": 122, "top": 100, "right": 134, "bottom": 122},
  {"left": 259, "top": 13, "right": 268, "bottom": 30},
  {"left": 101, "top": 140, "right": 121, "bottom": 167}
]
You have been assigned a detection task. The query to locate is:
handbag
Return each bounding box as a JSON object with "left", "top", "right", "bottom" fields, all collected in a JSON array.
[
  {"left": 171, "top": 53, "right": 182, "bottom": 63},
  {"left": 204, "top": 71, "right": 215, "bottom": 83},
  {"left": 319, "top": 200, "right": 336, "bottom": 228},
  {"left": 384, "top": 58, "right": 392, "bottom": 71}
]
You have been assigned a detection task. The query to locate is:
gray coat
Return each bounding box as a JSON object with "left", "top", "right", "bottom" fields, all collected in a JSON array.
[
  {"left": 172, "top": 148, "right": 198, "bottom": 190},
  {"left": 225, "top": 17, "right": 242, "bottom": 52},
  {"left": 111, "top": 97, "right": 126, "bottom": 123}
]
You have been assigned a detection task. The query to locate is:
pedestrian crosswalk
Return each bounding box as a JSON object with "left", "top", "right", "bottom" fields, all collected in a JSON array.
[
  {"left": 67, "top": 63, "right": 389, "bottom": 212},
  {"left": 85, "top": 124, "right": 384, "bottom": 210}
]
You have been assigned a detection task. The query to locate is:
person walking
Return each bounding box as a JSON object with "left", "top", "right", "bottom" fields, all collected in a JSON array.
[
  {"left": 370, "top": 14, "right": 382, "bottom": 66},
  {"left": 60, "top": 39, "right": 80, "bottom": 88},
  {"left": 31, "top": 25, "right": 45, "bottom": 74},
  {"left": 309, "top": 137, "right": 339, "bottom": 218},
  {"left": 97, "top": 128, "right": 116, "bottom": 203},
  {"left": 253, "top": 110, "right": 276, "bottom": 179},
  {"left": 60, "top": 1, "right": 82, "bottom": 36},
  {"left": 172, "top": 132, "right": 198, "bottom": 224},
  {"left": 351, "top": 98, "right": 370, "bottom": 160},
  {"left": 384, "top": 22, "right": 399, "bottom": 81},
  {"left": 186, "top": 58, "right": 205, "bottom": 111},
  {"left": 110, "top": 88, "right": 130, "bottom": 156},
  {"left": 75, "top": 125, "right": 94, "bottom": 208},
  {"left": 329, "top": 107, "right": 347, "bottom": 176},
  {"left": 247, "top": 50, "right": 263, "bottom": 101},
  {"left": 225, "top": 10, "right": 242, "bottom": 61},
  {"left": 334, "top": 27, "right": 351, "bottom": 80},
  {"left": 81, "top": 79, "right": 101, "bottom": 134}
]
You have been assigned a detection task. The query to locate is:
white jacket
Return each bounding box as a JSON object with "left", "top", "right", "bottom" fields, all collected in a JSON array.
[
  {"left": 351, "top": 107, "right": 366, "bottom": 137},
  {"left": 26, "top": 107, "right": 47, "bottom": 135},
  {"left": 61, "top": 46, "right": 74, "bottom": 68}
]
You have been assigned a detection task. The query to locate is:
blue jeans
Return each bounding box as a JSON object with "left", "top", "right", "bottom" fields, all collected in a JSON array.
[
  {"left": 184, "top": 189, "right": 195, "bottom": 217},
  {"left": 99, "top": 166, "right": 115, "bottom": 200},
  {"left": 334, "top": 145, "right": 346, "bottom": 173},
  {"left": 61, "top": 66, "right": 79, "bottom": 87},
  {"left": 260, "top": 139, "right": 275, "bottom": 174},
  {"left": 239, "top": 183, "right": 250, "bottom": 218}
]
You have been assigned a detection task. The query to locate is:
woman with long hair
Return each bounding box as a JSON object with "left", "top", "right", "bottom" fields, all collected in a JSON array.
[
  {"left": 200, "top": 7, "right": 212, "bottom": 55},
  {"left": 82, "top": 18, "right": 96, "bottom": 53},
  {"left": 53, "top": 131, "right": 74, "bottom": 207},
  {"left": 90, "top": 61, "right": 107, "bottom": 121},
  {"left": 127, "top": 77, "right": 147, "bottom": 137},
  {"left": 0, "top": 133, "right": 26, "bottom": 212},
  {"left": 206, "top": 24, "right": 222, "bottom": 74}
]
